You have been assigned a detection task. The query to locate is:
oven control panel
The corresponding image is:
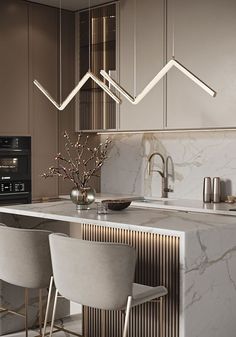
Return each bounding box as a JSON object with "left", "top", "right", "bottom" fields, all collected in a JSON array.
[
  {"left": 14, "top": 182, "right": 25, "bottom": 192},
  {"left": 1, "top": 182, "right": 13, "bottom": 193},
  {"left": 0, "top": 182, "right": 25, "bottom": 193}
]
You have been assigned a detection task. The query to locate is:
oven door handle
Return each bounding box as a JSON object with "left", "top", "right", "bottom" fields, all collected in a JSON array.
[
  {"left": 0, "top": 149, "right": 23, "bottom": 152},
  {"left": 0, "top": 192, "right": 29, "bottom": 196}
]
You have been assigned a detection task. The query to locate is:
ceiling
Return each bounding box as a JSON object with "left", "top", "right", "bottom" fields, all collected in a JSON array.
[{"left": 28, "top": 0, "right": 115, "bottom": 11}]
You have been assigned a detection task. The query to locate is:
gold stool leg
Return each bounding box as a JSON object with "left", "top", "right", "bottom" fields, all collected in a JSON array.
[
  {"left": 49, "top": 289, "right": 59, "bottom": 337},
  {"left": 42, "top": 276, "right": 54, "bottom": 337},
  {"left": 122, "top": 296, "right": 132, "bottom": 337},
  {"left": 25, "top": 288, "right": 29, "bottom": 337}
]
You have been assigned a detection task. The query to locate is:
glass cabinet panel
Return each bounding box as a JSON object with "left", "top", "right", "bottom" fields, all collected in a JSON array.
[{"left": 76, "top": 4, "right": 117, "bottom": 131}]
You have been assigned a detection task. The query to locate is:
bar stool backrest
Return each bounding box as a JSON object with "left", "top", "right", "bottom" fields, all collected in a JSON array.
[
  {"left": 0, "top": 225, "right": 52, "bottom": 289},
  {"left": 49, "top": 233, "right": 136, "bottom": 310}
]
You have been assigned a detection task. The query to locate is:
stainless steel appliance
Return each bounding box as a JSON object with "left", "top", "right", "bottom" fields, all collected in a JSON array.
[{"left": 0, "top": 136, "right": 31, "bottom": 204}]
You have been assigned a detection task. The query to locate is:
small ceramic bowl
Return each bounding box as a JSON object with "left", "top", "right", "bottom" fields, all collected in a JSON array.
[{"left": 103, "top": 199, "right": 132, "bottom": 211}]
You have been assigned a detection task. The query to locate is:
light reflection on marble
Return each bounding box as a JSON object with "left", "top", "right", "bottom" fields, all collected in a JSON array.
[
  {"left": 3, "top": 200, "right": 236, "bottom": 236},
  {"left": 101, "top": 131, "right": 236, "bottom": 200}
]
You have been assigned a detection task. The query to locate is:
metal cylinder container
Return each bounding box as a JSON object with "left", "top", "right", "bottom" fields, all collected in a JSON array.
[
  {"left": 213, "top": 177, "right": 221, "bottom": 203},
  {"left": 203, "top": 177, "right": 212, "bottom": 203}
]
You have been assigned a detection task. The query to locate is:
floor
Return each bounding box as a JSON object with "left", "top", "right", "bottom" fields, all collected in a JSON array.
[{"left": 2, "top": 314, "right": 82, "bottom": 337}]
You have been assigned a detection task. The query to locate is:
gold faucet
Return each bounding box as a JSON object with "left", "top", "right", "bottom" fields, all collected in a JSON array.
[{"left": 148, "top": 152, "right": 174, "bottom": 198}]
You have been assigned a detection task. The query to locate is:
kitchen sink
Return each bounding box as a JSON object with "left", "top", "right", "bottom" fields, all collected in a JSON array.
[
  {"left": 138, "top": 198, "right": 166, "bottom": 203},
  {"left": 133, "top": 197, "right": 176, "bottom": 205},
  {"left": 131, "top": 198, "right": 176, "bottom": 210}
]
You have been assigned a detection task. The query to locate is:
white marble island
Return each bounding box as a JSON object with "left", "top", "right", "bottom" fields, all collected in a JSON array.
[{"left": 1, "top": 200, "right": 236, "bottom": 337}]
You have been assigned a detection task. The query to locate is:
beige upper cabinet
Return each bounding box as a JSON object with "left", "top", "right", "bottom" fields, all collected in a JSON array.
[
  {"left": 75, "top": 0, "right": 164, "bottom": 132},
  {"left": 166, "top": 0, "right": 236, "bottom": 129},
  {"left": 76, "top": 0, "right": 236, "bottom": 131},
  {"left": 118, "top": 0, "right": 164, "bottom": 131},
  {"left": 75, "top": 4, "right": 117, "bottom": 132},
  {"left": 0, "top": 0, "right": 29, "bottom": 135}
]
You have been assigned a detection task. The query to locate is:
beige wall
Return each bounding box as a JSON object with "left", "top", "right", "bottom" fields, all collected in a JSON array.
[
  {"left": 0, "top": 0, "right": 100, "bottom": 200},
  {"left": 58, "top": 9, "right": 76, "bottom": 196},
  {"left": 0, "top": 0, "right": 62, "bottom": 200},
  {"left": 29, "top": 2, "right": 59, "bottom": 199},
  {"left": 0, "top": 0, "right": 73, "bottom": 199}
]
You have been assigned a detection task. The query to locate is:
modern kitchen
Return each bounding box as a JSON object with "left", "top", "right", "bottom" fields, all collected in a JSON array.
[{"left": 1, "top": 1, "right": 236, "bottom": 337}]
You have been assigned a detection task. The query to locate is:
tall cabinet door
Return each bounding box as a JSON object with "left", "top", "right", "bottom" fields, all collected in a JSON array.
[
  {"left": 75, "top": 4, "right": 117, "bottom": 132},
  {"left": 119, "top": 0, "right": 164, "bottom": 131},
  {"left": 0, "top": 0, "right": 29, "bottom": 135},
  {"left": 29, "top": 3, "right": 59, "bottom": 199},
  {"left": 166, "top": 0, "right": 236, "bottom": 129}
]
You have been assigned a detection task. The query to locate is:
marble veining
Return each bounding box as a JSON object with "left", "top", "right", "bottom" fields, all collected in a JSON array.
[
  {"left": 101, "top": 131, "right": 236, "bottom": 200},
  {"left": 183, "top": 226, "right": 236, "bottom": 337},
  {"left": 2, "top": 200, "right": 236, "bottom": 236},
  {"left": 2, "top": 202, "right": 236, "bottom": 336}
]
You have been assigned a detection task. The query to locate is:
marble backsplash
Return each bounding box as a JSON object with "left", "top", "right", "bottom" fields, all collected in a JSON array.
[{"left": 101, "top": 131, "right": 236, "bottom": 201}]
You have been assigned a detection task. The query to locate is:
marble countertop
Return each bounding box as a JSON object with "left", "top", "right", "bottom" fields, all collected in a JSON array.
[
  {"left": 61, "top": 193, "right": 236, "bottom": 217},
  {"left": 1, "top": 199, "right": 236, "bottom": 236},
  {"left": 132, "top": 197, "right": 236, "bottom": 216}
]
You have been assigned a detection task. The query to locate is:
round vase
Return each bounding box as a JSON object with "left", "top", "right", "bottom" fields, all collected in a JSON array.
[{"left": 70, "top": 186, "right": 96, "bottom": 210}]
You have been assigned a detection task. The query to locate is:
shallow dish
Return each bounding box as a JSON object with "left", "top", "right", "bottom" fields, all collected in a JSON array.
[{"left": 103, "top": 199, "right": 132, "bottom": 211}]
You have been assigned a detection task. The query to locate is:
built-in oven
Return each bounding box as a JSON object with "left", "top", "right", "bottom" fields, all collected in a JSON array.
[{"left": 0, "top": 137, "right": 31, "bottom": 204}]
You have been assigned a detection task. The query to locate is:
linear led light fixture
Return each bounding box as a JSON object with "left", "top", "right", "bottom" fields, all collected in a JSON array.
[
  {"left": 34, "top": 71, "right": 121, "bottom": 111},
  {"left": 97, "top": 128, "right": 236, "bottom": 135},
  {"left": 100, "top": 58, "right": 216, "bottom": 105}
]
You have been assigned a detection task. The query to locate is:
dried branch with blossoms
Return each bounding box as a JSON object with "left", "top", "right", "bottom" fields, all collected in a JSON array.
[{"left": 42, "top": 131, "right": 112, "bottom": 188}]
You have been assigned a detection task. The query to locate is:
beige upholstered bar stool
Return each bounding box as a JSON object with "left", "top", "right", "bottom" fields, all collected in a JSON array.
[
  {"left": 47, "top": 234, "right": 168, "bottom": 337},
  {"left": 0, "top": 225, "right": 53, "bottom": 337}
]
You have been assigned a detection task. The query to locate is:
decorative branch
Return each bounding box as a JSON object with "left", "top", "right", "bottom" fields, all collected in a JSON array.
[{"left": 42, "top": 131, "right": 112, "bottom": 189}]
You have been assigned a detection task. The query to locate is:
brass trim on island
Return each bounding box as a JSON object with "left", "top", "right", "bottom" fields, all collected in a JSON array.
[{"left": 82, "top": 224, "right": 180, "bottom": 337}]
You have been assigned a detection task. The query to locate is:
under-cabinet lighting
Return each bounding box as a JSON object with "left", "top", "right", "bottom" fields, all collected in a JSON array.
[
  {"left": 34, "top": 71, "right": 121, "bottom": 111},
  {"left": 97, "top": 127, "right": 236, "bottom": 135},
  {"left": 100, "top": 58, "right": 216, "bottom": 105}
]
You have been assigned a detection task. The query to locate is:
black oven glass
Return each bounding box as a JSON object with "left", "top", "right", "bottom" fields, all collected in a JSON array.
[
  {"left": 0, "top": 158, "right": 18, "bottom": 172},
  {"left": 0, "top": 155, "right": 29, "bottom": 177},
  {"left": 0, "top": 136, "right": 31, "bottom": 204}
]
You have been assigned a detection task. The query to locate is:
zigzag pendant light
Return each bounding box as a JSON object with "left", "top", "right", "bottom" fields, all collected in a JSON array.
[
  {"left": 100, "top": 57, "right": 216, "bottom": 105},
  {"left": 34, "top": 72, "right": 120, "bottom": 110},
  {"left": 101, "top": 0, "right": 216, "bottom": 104},
  {"left": 34, "top": 0, "right": 121, "bottom": 110}
]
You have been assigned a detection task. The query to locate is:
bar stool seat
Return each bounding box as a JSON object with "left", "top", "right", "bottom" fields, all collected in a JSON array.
[
  {"left": 130, "top": 283, "right": 168, "bottom": 308},
  {"left": 0, "top": 224, "right": 53, "bottom": 337},
  {"left": 47, "top": 234, "right": 168, "bottom": 337}
]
